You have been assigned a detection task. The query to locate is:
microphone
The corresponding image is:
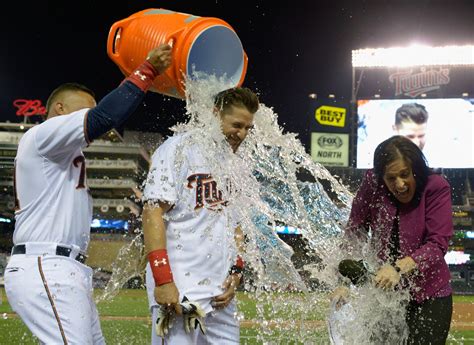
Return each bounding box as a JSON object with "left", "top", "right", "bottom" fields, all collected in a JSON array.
[{"left": 338, "top": 259, "right": 370, "bottom": 286}]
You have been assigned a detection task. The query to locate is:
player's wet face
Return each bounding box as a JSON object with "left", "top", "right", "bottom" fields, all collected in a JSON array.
[
  {"left": 382, "top": 158, "right": 416, "bottom": 204},
  {"left": 395, "top": 120, "right": 427, "bottom": 150},
  {"left": 60, "top": 91, "right": 96, "bottom": 115},
  {"left": 219, "top": 105, "right": 255, "bottom": 153}
]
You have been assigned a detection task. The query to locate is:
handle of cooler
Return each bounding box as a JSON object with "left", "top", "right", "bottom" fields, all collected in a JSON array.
[
  {"left": 164, "top": 28, "right": 186, "bottom": 88},
  {"left": 107, "top": 15, "right": 135, "bottom": 60}
]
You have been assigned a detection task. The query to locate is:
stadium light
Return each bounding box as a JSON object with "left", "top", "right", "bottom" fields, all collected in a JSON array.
[{"left": 352, "top": 45, "right": 474, "bottom": 68}]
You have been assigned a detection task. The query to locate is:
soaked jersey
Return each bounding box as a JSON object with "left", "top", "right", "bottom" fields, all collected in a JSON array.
[
  {"left": 13, "top": 109, "right": 92, "bottom": 252},
  {"left": 144, "top": 132, "right": 238, "bottom": 312}
]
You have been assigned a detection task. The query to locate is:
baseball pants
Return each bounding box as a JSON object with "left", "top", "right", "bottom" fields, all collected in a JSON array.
[{"left": 5, "top": 250, "right": 105, "bottom": 344}]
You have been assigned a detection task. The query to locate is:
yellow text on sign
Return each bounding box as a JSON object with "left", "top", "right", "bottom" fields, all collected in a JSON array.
[{"left": 315, "top": 106, "right": 346, "bottom": 127}]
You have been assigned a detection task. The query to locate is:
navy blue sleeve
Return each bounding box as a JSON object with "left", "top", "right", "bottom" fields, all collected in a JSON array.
[{"left": 86, "top": 81, "right": 145, "bottom": 141}]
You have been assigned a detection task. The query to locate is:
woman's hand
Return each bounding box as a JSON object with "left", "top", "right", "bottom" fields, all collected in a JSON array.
[
  {"left": 395, "top": 256, "right": 417, "bottom": 275},
  {"left": 373, "top": 264, "right": 401, "bottom": 289},
  {"left": 330, "top": 286, "right": 350, "bottom": 310}
]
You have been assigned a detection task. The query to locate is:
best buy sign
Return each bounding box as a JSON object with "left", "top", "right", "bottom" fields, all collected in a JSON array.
[{"left": 315, "top": 105, "right": 346, "bottom": 127}]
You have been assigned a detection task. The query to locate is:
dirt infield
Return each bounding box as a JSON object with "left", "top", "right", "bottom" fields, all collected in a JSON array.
[{"left": 451, "top": 302, "right": 474, "bottom": 330}]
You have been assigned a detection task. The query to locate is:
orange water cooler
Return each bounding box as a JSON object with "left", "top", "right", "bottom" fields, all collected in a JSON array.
[{"left": 107, "top": 8, "right": 248, "bottom": 99}]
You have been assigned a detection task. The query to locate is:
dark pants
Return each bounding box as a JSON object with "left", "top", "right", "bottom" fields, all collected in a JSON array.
[{"left": 406, "top": 295, "right": 452, "bottom": 345}]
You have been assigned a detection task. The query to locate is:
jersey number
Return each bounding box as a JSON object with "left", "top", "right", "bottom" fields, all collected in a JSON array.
[{"left": 73, "top": 156, "right": 86, "bottom": 189}]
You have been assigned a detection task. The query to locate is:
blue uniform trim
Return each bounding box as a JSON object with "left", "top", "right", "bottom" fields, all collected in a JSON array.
[{"left": 86, "top": 81, "right": 145, "bottom": 141}]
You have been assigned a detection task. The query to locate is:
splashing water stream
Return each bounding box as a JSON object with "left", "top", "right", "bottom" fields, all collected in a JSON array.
[{"left": 98, "top": 76, "right": 410, "bottom": 344}]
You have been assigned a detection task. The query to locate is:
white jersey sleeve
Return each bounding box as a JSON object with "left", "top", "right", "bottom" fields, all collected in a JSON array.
[
  {"left": 34, "top": 109, "right": 90, "bottom": 161},
  {"left": 143, "top": 136, "right": 182, "bottom": 204}
]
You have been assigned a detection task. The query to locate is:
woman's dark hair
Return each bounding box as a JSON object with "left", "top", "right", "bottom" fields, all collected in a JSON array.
[{"left": 373, "top": 135, "right": 430, "bottom": 205}]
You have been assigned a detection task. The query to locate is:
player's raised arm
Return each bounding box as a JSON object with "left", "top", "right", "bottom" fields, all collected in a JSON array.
[
  {"left": 85, "top": 44, "right": 172, "bottom": 142},
  {"left": 35, "top": 44, "right": 172, "bottom": 162}
]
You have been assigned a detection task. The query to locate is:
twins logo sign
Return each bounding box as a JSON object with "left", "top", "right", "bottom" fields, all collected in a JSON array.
[{"left": 311, "top": 133, "right": 349, "bottom": 167}]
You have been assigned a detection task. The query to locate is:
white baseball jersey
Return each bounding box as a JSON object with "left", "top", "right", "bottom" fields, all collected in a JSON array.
[
  {"left": 144, "top": 132, "right": 238, "bottom": 313},
  {"left": 13, "top": 109, "right": 92, "bottom": 252},
  {"left": 5, "top": 108, "right": 104, "bottom": 344}
]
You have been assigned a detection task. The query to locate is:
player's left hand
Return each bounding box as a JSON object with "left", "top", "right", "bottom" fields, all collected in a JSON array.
[
  {"left": 146, "top": 44, "right": 172, "bottom": 74},
  {"left": 373, "top": 264, "right": 401, "bottom": 289},
  {"left": 212, "top": 273, "right": 242, "bottom": 309}
]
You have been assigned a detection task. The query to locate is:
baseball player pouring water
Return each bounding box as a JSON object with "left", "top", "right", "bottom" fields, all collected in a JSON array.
[
  {"left": 142, "top": 87, "right": 259, "bottom": 344},
  {"left": 4, "top": 44, "right": 172, "bottom": 344}
]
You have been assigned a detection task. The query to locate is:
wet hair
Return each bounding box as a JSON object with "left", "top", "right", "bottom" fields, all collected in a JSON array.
[
  {"left": 373, "top": 135, "right": 430, "bottom": 205},
  {"left": 394, "top": 103, "right": 428, "bottom": 126},
  {"left": 46, "top": 82, "right": 95, "bottom": 115},
  {"left": 213, "top": 87, "right": 259, "bottom": 114}
]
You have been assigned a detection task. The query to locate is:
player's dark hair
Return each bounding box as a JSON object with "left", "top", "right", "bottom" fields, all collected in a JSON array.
[
  {"left": 394, "top": 103, "right": 428, "bottom": 125},
  {"left": 214, "top": 87, "right": 259, "bottom": 114},
  {"left": 46, "top": 82, "right": 95, "bottom": 116},
  {"left": 373, "top": 135, "right": 430, "bottom": 206}
]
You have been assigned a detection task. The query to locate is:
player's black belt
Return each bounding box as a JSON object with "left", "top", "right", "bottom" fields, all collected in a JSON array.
[{"left": 12, "top": 244, "right": 87, "bottom": 264}]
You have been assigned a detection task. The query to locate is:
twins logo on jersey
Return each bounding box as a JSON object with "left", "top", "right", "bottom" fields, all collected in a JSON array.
[{"left": 187, "top": 174, "right": 227, "bottom": 210}]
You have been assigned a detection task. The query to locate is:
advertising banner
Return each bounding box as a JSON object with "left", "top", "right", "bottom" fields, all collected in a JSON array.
[
  {"left": 356, "top": 98, "right": 474, "bottom": 168},
  {"left": 356, "top": 66, "right": 473, "bottom": 99},
  {"left": 309, "top": 100, "right": 350, "bottom": 134},
  {"left": 311, "top": 132, "right": 349, "bottom": 167}
]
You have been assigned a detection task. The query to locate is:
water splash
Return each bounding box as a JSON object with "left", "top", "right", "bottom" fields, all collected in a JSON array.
[
  {"left": 96, "top": 234, "right": 145, "bottom": 302},
  {"left": 99, "top": 75, "right": 410, "bottom": 343}
]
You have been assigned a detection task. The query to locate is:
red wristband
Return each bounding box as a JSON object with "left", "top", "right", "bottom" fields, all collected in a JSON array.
[
  {"left": 123, "top": 60, "right": 159, "bottom": 92},
  {"left": 148, "top": 249, "right": 173, "bottom": 286},
  {"left": 230, "top": 255, "right": 245, "bottom": 275},
  {"left": 236, "top": 255, "right": 244, "bottom": 269}
]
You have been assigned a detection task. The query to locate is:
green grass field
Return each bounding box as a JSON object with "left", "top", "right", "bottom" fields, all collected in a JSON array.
[{"left": 0, "top": 289, "right": 473, "bottom": 344}]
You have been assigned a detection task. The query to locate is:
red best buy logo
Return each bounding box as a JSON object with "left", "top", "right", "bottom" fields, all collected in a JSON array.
[{"left": 315, "top": 105, "right": 346, "bottom": 127}]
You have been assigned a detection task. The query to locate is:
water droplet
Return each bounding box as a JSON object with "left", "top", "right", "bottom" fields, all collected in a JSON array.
[
  {"left": 176, "top": 244, "right": 183, "bottom": 250},
  {"left": 197, "top": 278, "right": 211, "bottom": 285}
]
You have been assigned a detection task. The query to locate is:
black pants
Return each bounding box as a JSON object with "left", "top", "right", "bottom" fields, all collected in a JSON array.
[{"left": 406, "top": 295, "right": 453, "bottom": 345}]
